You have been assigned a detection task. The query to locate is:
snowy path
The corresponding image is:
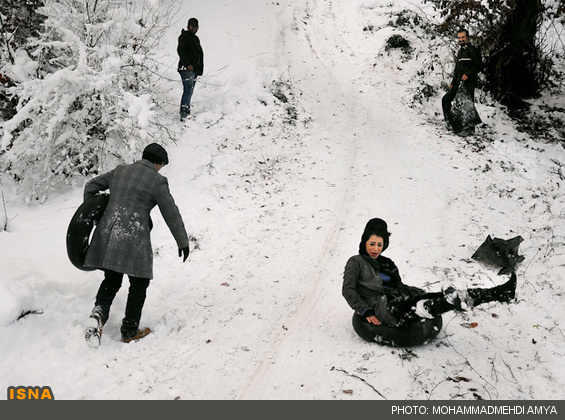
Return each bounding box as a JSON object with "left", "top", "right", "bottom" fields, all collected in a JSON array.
[
  {"left": 237, "top": 0, "right": 363, "bottom": 398},
  {"left": 1, "top": 0, "right": 564, "bottom": 401},
  {"left": 236, "top": 0, "right": 468, "bottom": 398}
]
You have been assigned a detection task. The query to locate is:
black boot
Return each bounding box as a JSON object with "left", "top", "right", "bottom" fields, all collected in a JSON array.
[
  {"left": 467, "top": 272, "right": 517, "bottom": 306},
  {"left": 120, "top": 277, "right": 150, "bottom": 341},
  {"left": 120, "top": 317, "right": 141, "bottom": 341},
  {"left": 388, "top": 290, "right": 460, "bottom": 324},
  {"left": 418, "top": 287, "right": 468, "bottom": 318}
]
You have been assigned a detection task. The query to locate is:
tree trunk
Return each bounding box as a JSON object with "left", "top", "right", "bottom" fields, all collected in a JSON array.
[{"left": 485, "top": 0, "right": 543, "bottom": 109}]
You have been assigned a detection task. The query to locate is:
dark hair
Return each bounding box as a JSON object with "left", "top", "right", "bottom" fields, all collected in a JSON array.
[
  {"left": 188, "top": 18, "right": 199, "bottom": 28},
  {"left": 457, "top": 28, "right": 469, "bottom": 37},
  {"left": 142, "top": 143, "right": 169, "bottom": 165},
  {"left": 358, "top": 218, "right": 391, "bottom": 256}
]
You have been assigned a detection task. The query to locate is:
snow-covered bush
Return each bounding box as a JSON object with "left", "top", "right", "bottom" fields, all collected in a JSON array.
[{"left": 0, "top": 0, "right": 177, "bottom": 202}]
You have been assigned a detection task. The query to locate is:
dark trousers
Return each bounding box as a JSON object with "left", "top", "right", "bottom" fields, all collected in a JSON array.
[
  {"left": 442, "top": 82, "right": 476, "bottom": 123},
  {"left": 94, "top": 270, "right": 150, "bottom": 339},
  {"left": 388, "top": 273, "right": 516, "bottom": 326}
]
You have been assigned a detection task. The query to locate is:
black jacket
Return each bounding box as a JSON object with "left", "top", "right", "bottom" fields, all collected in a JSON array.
[
  {"left": 177, "top": 29, "right": 204, "bottom": 75},
  {"left": 343, "top": 253, "right": 428, "bottom": 326},
  {"left": 451, "top": 44, "right": 482, "bottom": 87},
  {"left": 343, "top": 254, "right": 405, "bottom": 325}
]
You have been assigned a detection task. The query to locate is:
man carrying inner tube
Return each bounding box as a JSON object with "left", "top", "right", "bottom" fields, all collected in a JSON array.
[{"left": 82, "top": 143, "right": 190, "bottom": 346}]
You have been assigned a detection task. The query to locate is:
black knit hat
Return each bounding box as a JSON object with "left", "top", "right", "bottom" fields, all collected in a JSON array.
[
  {"left": 359, "top": 218, "right": 391, "bottom": 256},
  {"left": 188, "top": 17, "right": 199, "bottom": 28},
  {"left": 142, "top": 143, "right": 168, "bottom": 165}
]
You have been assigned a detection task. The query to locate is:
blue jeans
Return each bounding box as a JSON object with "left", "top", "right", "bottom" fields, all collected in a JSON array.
[{"left": 179, "top": 69, "right": 197, "bottom": 119}]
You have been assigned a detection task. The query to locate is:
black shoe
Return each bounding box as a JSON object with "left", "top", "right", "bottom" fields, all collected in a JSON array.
[{"left": 467, "top": 272, "right": 517, "bottom": 306}]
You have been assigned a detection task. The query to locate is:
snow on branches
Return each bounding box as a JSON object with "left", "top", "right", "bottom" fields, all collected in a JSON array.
[{"left": 0, "top": 0, "right": 176, "bottom": 202}]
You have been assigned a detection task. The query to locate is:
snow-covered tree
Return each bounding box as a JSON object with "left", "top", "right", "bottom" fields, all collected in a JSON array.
[{"left": 0, "top": 0, "right": 177, "bottom": 202}]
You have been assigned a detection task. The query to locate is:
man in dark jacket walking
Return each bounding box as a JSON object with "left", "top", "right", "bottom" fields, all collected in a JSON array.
[
  {"left": 177, "top": 17, "right": 204, "bottom": 121},
  {"left": 442, "top": 28, "right": 483, "bottom": 135},
  {"left": 83, "top": 143, "right": 190, "bottom": 347}
]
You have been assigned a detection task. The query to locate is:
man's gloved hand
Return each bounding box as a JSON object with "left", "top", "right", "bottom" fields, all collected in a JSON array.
[{"left": 179, "top": 246, "right": 190, "bottom": 262}]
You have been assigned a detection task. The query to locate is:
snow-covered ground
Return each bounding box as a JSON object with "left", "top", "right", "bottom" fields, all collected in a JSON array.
[{"left": 1, "top": 0, "right": 564, "bottom": 400}]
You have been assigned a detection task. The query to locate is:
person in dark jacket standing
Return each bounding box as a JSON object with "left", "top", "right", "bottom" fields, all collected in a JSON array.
[
  {"left": 442, "top": 28, "right": 483, "bottom": 135},
  {"left": 177, "top": 17, "right": 204, "bottom": 122},
  {"left": 342, "top": 218, "right": 517, "bottom": 340},
  {"left": 83, "top": 143, "right": 190, "bottom": 347}
]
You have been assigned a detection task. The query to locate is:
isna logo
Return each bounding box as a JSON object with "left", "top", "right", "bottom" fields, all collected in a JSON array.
[{"left": 7, "top": 386, "right": 55, "bottom": 400}]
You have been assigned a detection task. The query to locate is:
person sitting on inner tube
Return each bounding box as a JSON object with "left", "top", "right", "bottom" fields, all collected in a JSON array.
[{"left": 342, "top": 218, "right": 517, "bottom": 328}]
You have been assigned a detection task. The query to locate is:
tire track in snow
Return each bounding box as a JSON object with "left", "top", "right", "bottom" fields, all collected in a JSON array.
[
  {"left": 237, "top": 0, "right": 464, "bottom": 398},
  {"left": 238, "top": 0, "right": 371, "bottom": 398}
]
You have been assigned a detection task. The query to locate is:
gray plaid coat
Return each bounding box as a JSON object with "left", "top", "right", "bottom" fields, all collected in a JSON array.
[{"left": 83, "top": 159, "right": 189, "bottom": 279}]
